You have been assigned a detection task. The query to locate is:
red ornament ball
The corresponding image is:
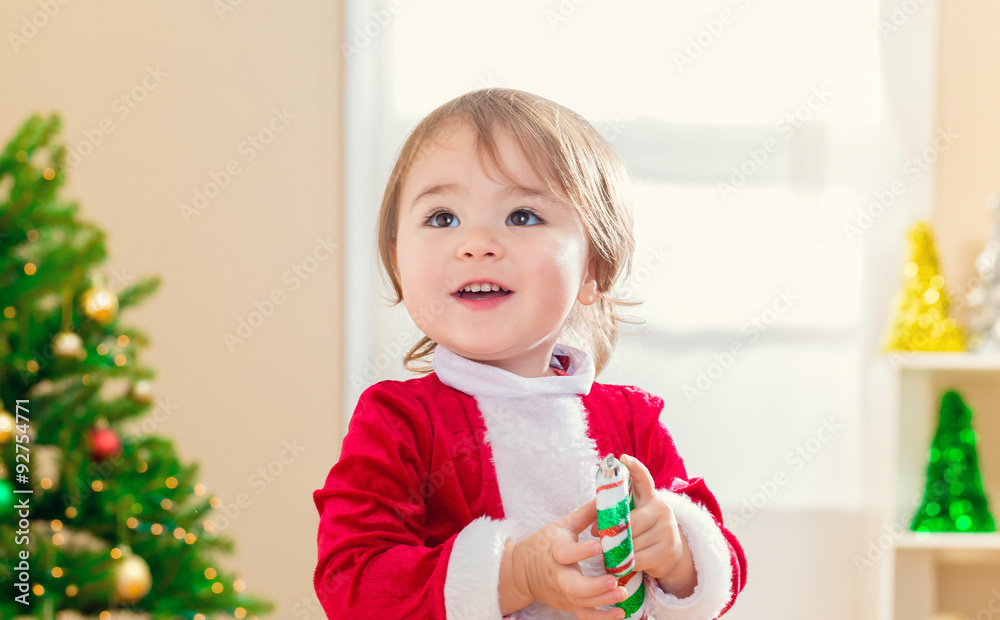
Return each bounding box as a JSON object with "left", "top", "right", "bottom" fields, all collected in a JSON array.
[{"left": 89, "top": 427, "right": 122, "bottom": 461}]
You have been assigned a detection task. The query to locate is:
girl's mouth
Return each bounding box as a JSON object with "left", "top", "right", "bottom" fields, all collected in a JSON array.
[
  {"left": 453, "top": 289, "right": 512, "bottom": 301},
  {"left": 452, "top": 281, "right": 513, "bottom": 301}
]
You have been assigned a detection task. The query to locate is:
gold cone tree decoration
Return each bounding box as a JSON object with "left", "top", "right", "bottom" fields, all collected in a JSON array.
[{"left": 884, "top": 220, "right": 966, "bottom": 352}]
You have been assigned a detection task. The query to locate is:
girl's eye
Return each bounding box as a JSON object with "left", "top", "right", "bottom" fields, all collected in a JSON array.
[
  {"left": 425, "top": 210, "right": 459, "bottom": 228},
  {"left": 507, "top": 209, "right": 543, "bottom": 227}
]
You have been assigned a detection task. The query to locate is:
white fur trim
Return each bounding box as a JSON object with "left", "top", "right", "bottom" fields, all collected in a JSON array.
[
  {"left": 642, "top": 489, "right": 734, "bottom": 620},
  {"left": 444, "top": 516, "right": 517, "bottom": 619},
  {"left": 440, "top": 342, "right": 606, "bottom": 620},
  {"left": 432, "top": 343, "right": 595, "bottom": 399}
]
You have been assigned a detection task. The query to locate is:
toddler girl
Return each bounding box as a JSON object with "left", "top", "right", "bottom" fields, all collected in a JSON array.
[{"left": 313, "top": 88, "right": 746, "bottom": 619}]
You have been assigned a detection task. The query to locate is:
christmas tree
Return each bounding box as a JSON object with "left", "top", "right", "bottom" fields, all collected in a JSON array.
[
  {"left": 964, "top": 193, "right": 1000, "bottom": 353},
  {"left": 883, "top": 220, "right": 966, "bottom": 352},
  {"left": 0, "top": 114, "right": 273, "bottom": 618},
  {"left": 911, "top": 390, "right": 996, "bottom": 533}
]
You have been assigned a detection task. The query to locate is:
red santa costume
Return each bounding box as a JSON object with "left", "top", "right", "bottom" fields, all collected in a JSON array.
[{"left": 313, "top": 343, "right": 746, "bottom": 619}]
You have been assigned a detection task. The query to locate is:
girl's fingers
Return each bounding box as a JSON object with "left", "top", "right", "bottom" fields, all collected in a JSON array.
[
  {"left": 572, "top": 583, "right": 630, "bottom": 610},
  {"left": 554, "top": 538, "right": 604, "bottom": 566},
  {"left": 571, "top": 605, "right": 627, "bottom": 620},
  {"left": 559, "top": 570, "right": 620, "bottom": 601}
]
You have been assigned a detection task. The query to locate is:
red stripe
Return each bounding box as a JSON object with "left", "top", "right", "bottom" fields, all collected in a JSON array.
[
  {"left": 617, "top": 570, "right": 640, "bottom": 587},
  {"left": 603, "top": 557, "right": 635, "bottom": 576},
  {"left": 597, "top": 479, "right": 625, "bottom": 493},
  {"left": 599, "top": 523, "right": 629, "bottom": 538}
]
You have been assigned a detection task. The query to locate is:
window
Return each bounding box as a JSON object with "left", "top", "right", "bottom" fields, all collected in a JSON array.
[{"left": 344, "top": 0, "right": 925, "bottom": 514}]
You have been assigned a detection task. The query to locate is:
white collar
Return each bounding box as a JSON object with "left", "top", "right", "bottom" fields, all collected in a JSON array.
[{"left": 432, "top": 343, "right": 595, "bottom": 398}]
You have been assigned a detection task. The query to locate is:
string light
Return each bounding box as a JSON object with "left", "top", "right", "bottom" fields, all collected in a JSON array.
[
  {"left": 51, "top": 567, "right": 63, "bottom": 578},
  {"left": 33, "top": 585, "right": 44, "bottom": 595},
  {"left": 194, "top": 483, "right": 207, "bottom": 496},
  {"left": 127, "top": 517, "right": 138, "bottom": 529},
  {"left": 233, "top": 579, "right": 246, "bottom": 592},
  {"left": 117, "top": 335, "right": 130, "bottom": 346},
  {"left": 235, "top": 608, "right": 247, "bottom": 618},
  {"left": 137, "top": 462, "right": 148, "bottom": 473},
  {"left": 110, "top": 548, "right": 122, "bottom": 560},
  {"left": 24, "top": 263, "right": 37, "bottom": 275},
  {"left": 114, "top": 354, "right": 127, "bottom": 366},
  {"left": 161, "top": 498, "right": 173, "bottom": 510},
  {"left": 211, "top": 583, "right": 223, "bottom": 594},
  {"left": 210, "top": 497, "right": 222, "bottom": 509},
  {"left": 100, "top": 612, "right": 111, "bottom": 620},
  {"left": 174, "top": 527, "right": 185, "bottom": 539},
  {"left": 66, "top": 585, "right": 78, "bottom": 596},
  {"left": 151, "top": 524, "right": 163, "bottom": 535},
  {"left": 26, "top": 360, "right": 39, "bottom": 372},
  {"left": 51, "top": 519, "right": 62, "bottom": 531},
  {"left": 65, "top": 507, "right": 77, "bottom": 518},
  {"left": 91, "top": 480, "right": 103, "bottom": 492},
  {"left": 96, "top": 343, "right": 109, "bottom": 356},
  {"left": 3, "top": 307, "right": 14, "bottom": 318},
  {"left": 166, "top": 476, "right": 178, "bottom": 489},
  {"left": 43, "top": 167, "right": 55, "bottom": 180},
  {"left": 184, "top": 533, "right": 197, "bottom": 544},
  {"left": 204, "top": 568, "right": 217, "bottom": 579},
  {"left": 52, "top": 534, "right": 64, "bottom": 545},
  {"left": 26, "top": 229, "right": 39, "bottom": 241},
  {"left": 40, "top": 478, "right": 52, "bottom": 489}
]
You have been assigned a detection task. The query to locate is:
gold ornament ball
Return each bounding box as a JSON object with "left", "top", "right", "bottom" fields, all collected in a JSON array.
[
  {"left": 0, "top": 409, "right": 13, "bottom": 444},
  {"left": 81, "top": 285, "right": 119, "bottom": 325},
  {"left": 115, "top": 552, "right": 152, "bottom": 602},
  {"left": 52, "top": 331, "right": 84, "bottom": 359},
  {"left": 129, "top": 380, "right": 153, "bottom": 404}
]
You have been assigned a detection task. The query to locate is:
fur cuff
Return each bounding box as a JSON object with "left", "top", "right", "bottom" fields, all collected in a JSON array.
[
  {"left": 444, "top": 516, "right": 517, "bottom": 619},
  {"left": 642, "top": 489, "right": 734, "bottom": 620}
]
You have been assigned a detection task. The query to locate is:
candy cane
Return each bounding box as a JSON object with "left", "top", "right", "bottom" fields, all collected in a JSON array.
[{"left": 596, "top": 454, "right": 646, "bottom": 620}]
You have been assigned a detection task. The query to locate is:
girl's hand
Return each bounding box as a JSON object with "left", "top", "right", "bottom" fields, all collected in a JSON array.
[
  {"left": 591, "top": 454, "right": 697, "bottom": 596},
  {"left": 512, "top": 498, "right": 630, "bottom": 620}
]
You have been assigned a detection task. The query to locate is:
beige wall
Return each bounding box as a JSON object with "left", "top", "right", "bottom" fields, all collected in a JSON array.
[
  {"left": 1, "top": 3, "right": 342, "bottom": 618},
  {"left": 934, "top": 3, "right": 1000, "bottom": 307},
  {"left": 932, "top": 4, "right": 1000, "bottom": 615}
]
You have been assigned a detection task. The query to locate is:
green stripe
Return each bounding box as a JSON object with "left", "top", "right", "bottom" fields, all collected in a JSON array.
[
  {"left": 597, "top": 502, "right": 630, "bottom": 531},
  {"left": 603, "top": 533, "right": 633, "bottom": 571},
  {"left": 616, "top": 580, "right": 646, "bottom": 618}
]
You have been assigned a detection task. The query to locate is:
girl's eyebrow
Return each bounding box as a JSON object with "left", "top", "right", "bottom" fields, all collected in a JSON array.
[{"left": 409, "top": 183, "right": 552, "bottom": 211}]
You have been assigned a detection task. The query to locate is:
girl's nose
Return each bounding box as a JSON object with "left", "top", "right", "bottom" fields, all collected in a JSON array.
[{"left": 457, "top": 225, "right": 503, "bottom": 260}]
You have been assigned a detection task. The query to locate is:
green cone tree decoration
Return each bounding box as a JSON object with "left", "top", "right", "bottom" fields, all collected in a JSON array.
[
  {"left": 911, "top": 390, "right": 996, "bottom": 533},
  {"left": 0, "top": 114, "right": 273, "bottom": 618}
]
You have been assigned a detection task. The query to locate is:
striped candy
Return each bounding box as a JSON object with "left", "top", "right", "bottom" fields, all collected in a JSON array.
[{"left": 596, "top": 454, "right": 646, "bottom": 620}]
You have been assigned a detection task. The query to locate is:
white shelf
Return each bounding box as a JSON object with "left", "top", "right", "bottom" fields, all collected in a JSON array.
[
  {"left": 896, "top": 531, "right": 1000, "bottom": 549},
  {"left": 874, "top": 353, "right": 1000, "bottom": 619},
  {"left": 892, "top": 352, "right": 1000, "bottom": 371}
]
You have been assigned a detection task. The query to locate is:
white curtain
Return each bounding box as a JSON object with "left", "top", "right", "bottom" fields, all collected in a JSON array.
[{"left": 343, "top": 1, "right": 938, "bottom": 617}]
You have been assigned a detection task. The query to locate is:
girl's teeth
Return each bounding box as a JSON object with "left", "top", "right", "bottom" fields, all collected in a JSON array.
[{"left": 461, "top": 283, "right": 504, "bottom": 292}]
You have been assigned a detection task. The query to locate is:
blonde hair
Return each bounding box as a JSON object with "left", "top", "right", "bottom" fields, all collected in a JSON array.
[{"left": 376, "top": 88, "right": 642, "bottom": 375}]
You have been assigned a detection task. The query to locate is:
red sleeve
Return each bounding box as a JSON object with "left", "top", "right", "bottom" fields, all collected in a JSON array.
[
  {"left": 312, "top": 381, "right": 454, "bottom": 619},
  {"left": 622, "top": 386, "right": 747, "bottom": 618}
]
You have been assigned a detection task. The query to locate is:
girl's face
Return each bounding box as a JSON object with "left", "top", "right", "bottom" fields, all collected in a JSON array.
[{"left": 393, "top": 119, "right": 599, "bottom": 378}]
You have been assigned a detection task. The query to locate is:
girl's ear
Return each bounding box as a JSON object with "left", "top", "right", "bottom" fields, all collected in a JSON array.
[{"left": 577, "top": 257, "right": 600, "bottom": 306}]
